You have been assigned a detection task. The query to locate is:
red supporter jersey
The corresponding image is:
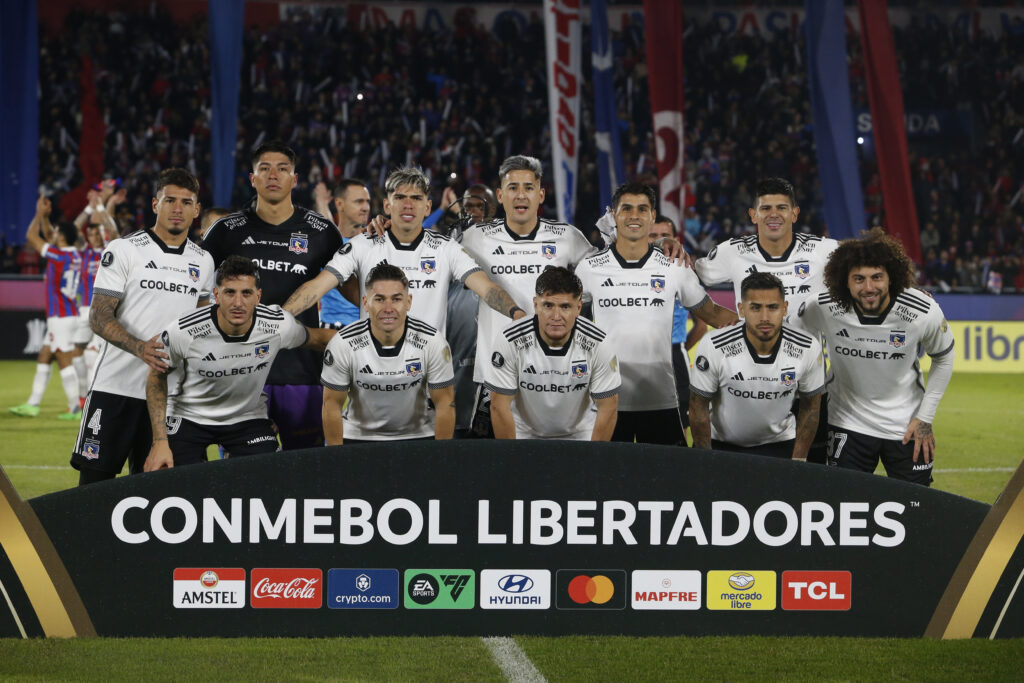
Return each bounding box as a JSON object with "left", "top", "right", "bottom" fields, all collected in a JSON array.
[{"left": 40, "top": 244, "right": 81, "bottom": 318}]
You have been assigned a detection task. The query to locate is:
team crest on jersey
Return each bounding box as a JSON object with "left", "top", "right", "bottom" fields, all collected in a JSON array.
[
  {"left": 420, "top": 258, "right": 436, "bottom": 274},
  {"left": 188, "top": 264, "right": 200, "bottom": 282},
  {"left": 254, "top": 343, "right": 270, "bottom": 358},
  {"left": 794, "top": 262, "right": 810, "bottom": 279},
  {"left": 889, "top": 330, "right": 906, "bottom": 348},
  {"left": 82, "top": 441, "right": 101, "bottom": 459},
  {"left": 289, "top": 233, "right": 309, "bottom": 254},
  {"left": 780, "top": 369, "right": 796, "bottom": 386},
  {"left": 650, "top": 277, "right": 666, "bottom": 293},
  {"left": 571, "top": 361, "right": 588, "bottom": 378},
  {"left": 541, "top": 244, "right": 556, "bottom": 259},
  {"left": 405, "top": 360, "right": 423, "bottom": 377}
]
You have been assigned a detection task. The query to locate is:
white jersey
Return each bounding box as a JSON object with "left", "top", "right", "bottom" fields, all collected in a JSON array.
[
  {"left": 461, "top": 218, "right": 596, "bottom": 382},
  {"left": 797, "top": 288, "right": 954, "bottom": 440},
  {"left": 91, "top": 230, "right": 215, "bottom": 400},
  {"left": 162, "top": 304, "right": 308, "bottom": 426},
  {"left": 324, "top": 230, "right": 482, "bottom": 330},
  {"left": 320, "top": 316, "right": 454, "bottom": 440},
  {"left": 695, "top": 232, "right": 838, "bottom": 324},
  {"left": 483, "top": 316, "right": 621, "bottom": 440},
  {"left": 690, "top": 323, "right": 825, "bottom": 447},
  {"left": 575, "top": 245, "right": 710, "bottom": 411}
]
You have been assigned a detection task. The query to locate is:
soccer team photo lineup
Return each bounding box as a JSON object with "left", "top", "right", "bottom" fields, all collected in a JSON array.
[{"left": 1, "top": 0, "right": 1023, "bottom": 653}]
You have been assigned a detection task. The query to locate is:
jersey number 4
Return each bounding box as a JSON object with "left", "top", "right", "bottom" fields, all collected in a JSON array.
[{"left": 86, "top": 408, "right": 102, "bottom": 436}]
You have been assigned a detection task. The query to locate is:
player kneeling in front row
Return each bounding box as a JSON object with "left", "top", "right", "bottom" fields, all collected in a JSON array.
[
  {"left": 690, "top": 273, "right": 824, "bottom": 460},
  {"left": 144, "top": 257, "right": 335, "bottom": 470},
  {"left": 484, "top": 267, "right": 621, "bottom": 440},
  {"left": 321, "top": 264, "right": 455, "bottom": 444}
]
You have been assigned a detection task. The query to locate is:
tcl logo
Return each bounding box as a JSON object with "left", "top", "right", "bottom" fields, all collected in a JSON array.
[
  {"left": 251, "top": 569, "right": 323, "bottom": 608},
  {"left": 781, "top": 571, "right": 851, "bottom": 611}
]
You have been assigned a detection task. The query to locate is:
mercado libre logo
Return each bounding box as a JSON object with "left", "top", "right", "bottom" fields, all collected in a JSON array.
[
  {"left": 403, "top": 569, "right": 475, "bottom": 609},
  {"left": 555, "top": 570, "right": 626, "bottom": 610}
]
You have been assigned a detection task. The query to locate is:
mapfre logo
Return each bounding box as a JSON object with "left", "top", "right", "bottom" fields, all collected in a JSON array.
[
  {"left": 250, "top": 568, "right": 323, "bottom": 608},
  {"left": 781, "top": 571, "right": 851, "bottom": 611}
]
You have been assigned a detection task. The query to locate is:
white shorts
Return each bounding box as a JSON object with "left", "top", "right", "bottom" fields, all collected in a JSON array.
[
  {"left": 46, "top": 316, "right": 77, "bottom": 353},
  {"left": 74, "top": 307, "right": 93, "bottom": 345}
]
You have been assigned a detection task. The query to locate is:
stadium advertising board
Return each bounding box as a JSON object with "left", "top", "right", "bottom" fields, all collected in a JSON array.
[
  {"left": 3, "top": 442, "right": 1022, "bottom": 639},
  {"left": 917, "top": 322, "right": 1024, "bottom": 373}
]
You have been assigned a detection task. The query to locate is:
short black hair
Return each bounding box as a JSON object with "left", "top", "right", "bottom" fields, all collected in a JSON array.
[
  {"left": 365, "top": 263, "right": 409, "bottom": 291},
  {"left": 754, "top": 177, "right": 797, "bottom": 206},
  {"left": 251, "top": 141, "right": 297, "bottom": 169},
  {"left": 535, "top": 266, "right": 582, "bottom": 299},
  {"left": 155, "top": 168, "right": 200, "bottom": 198},
  {"left": 740, "top": 272, "right": 786, "bottom": 301},
  {"left": 216, "top": 254, "right": 261, "bottom": 288},
  {"left": 333, "top": 178, "right": 368, "bottom": 199},
  {"left": 56, "top": 221, "right": 79, "bottom": 246},
  {"left": 653, "top": 214, "right": 677, "bottom": 232},
  {"left": 611, "top": 181, "right": 657, "bottom": 211}
]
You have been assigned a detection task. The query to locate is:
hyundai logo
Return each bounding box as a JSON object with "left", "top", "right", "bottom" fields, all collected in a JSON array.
[{"left": 498, "top": 574, "right": 534, "bottom": 593}]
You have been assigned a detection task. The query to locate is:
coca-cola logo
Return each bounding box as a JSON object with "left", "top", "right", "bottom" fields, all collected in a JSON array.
[{"left": 250, "top": 569, "right": 323, "bottom": 609}]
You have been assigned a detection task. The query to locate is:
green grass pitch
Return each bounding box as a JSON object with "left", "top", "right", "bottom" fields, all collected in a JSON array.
[{"left": 0, "top": 360, "right": 1021, "bottom": 678}]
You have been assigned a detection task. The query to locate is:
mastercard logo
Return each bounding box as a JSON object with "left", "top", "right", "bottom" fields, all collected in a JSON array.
[{"left": 567, "top": 575, "right": 615, "bottom": 604}]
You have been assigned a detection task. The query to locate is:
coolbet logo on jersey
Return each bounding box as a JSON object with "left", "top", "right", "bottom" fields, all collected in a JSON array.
[
  {"left": 480, "top": 569, "right": 551, "bottom": 609},
  {"left": 781, "top": 571, "right": 851, "bottom": 611},
  {"left": 707, "top": 570, "right": 777, "bottom": 610},
  {"left": 173, "top": 568, "right": 245, "bottom": 608},
  {"left": 630, "top": 570, "right": 701, "bottom": 610},
  {"left": 327, "top": 569, "right": 399, "bottom": 610},
  {"left": 556, "top": 570, "right": 626, "bottom": 609},
  {"left": 250, "top": 568, "right": 322, "bottom": 608},
  {"left": 403, "top": 569, "right": 475, "bottom": 609}
]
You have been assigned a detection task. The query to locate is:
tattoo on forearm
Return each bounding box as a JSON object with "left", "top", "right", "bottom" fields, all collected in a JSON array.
[
  {"left": 145, "top": 373, "right": 168, "bottom": 439},
  {"left": 284, "top": 285, "right": 320, "bottom": 315},
  {"left": 484, "top": 285, "right": 518, "bottom": 317},
  {"left": 91, "top": 295, "right": 146, "bottom": 358},
  {"left": 794, "top": 399, "right": 820, "bottom": 449},
  {"left": 690, "top": 396, "right": 712, "bottom": 448}
]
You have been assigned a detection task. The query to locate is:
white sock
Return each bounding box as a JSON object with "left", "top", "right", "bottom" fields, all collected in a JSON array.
[
  {"left": 59, "top": 366, "right": 79, "bottom": 413},
  {"left": 27, "top": 363, "right": 51, "bottom": 406},
  {"left": 72, "top": 355, "right": 88, "bottom": 399}
]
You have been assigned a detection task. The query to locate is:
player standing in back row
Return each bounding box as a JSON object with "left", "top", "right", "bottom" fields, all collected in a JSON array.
[
  {"left": 797, "top": 228, "right": 955, "bottom": 486},
  {"left": 202, "top": 141, "right": 343, "bottom": 450},
  {"left": 71, "top": 168, "right": 215, "bottom": 484}
]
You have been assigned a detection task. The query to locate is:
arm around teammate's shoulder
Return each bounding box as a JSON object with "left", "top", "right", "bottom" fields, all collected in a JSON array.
[
  {"left": 692, "top": 297, "right": 739, "bottom": 329},
  {"left": 284, "top": 269, "right": 339, "bottom": 316}
]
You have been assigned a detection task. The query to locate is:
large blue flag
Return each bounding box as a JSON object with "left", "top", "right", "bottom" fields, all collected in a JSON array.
[
  {"left": 0, "top": 0, "right": 38, "bottom": 246},
  {"left": 804, "top": 0, "right": 866, "bottom": 240},
  {"left": 209, "top": 1, "right": 245, "bottom": 207},
  {"left": 591, "top": 0, "right": 626, "bottom": 210}
]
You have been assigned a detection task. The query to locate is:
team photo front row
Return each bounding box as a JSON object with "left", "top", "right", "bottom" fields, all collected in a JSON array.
[{"left": 53, "top": 160, "right": 951, "bottom": 489}]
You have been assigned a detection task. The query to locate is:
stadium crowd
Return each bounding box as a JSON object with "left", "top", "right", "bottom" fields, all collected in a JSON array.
[{"left": 8, "top": 5, "right": 1019, "bottom": 292}]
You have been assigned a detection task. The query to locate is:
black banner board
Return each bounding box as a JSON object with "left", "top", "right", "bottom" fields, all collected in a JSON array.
[
  {"left": 0, "top": 310, "right": 47, "bottom": 359},
  {"left": 3, "top": 441, "right": 1022, "bottom": 638}
]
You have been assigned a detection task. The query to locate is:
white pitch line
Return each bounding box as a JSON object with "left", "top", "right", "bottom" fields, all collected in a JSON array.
[
  {"left": 0, "top": 465, "right": 67, "bottom": 470},
  {"left": 933, "top": 467, "right": 1017, "bottom": 473},
  {"left": 481, "top": 636, "right": 546, "bottom": 683},
  {"left": 0, "top": 577, "right": 28, "bottom": 638}
]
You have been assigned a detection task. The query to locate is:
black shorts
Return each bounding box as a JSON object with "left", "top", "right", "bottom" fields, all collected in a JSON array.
[
  {"left": 826, "top": 425, "right": 933, "bottom": 486},
  {"left": 71, "top": 391, "right": 153, "bottom": 475},
  {"left": 612, "top": 409, "right": 685, "bottom": 446},
  {"left": 166, "top": 417, "right": 279, "bottom": 466},
  {"left": 712, "top": 439, "right": 795, "bottom": 459},
  {"left": 670, "top": 343, "right": 691, "bottom": 429}
]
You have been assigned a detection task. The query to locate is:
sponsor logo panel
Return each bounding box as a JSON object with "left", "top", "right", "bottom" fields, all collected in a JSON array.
[
  {"left": 781, "top": 571, "right": 851, "bottom": 611},
  {"left": 480, "top": 570, "right": 551, "bottom": 610},
  {"left": 172, "top": 568, "right": 245, "bottom": 609},
  {"left": 404, "top": 569, "right": 475, "bottom": 609},
  {"left": 250, "top": 568, "right": 323, "bottom": 608},
  {"left": 328, "top": 569, "right": 400, "bottom": 610},
  {"left": 555, "top": 570, "right": 626, "bottom": 610},
  {"left": 706, "top": 571, "right": 776, "bottom": 611},
  {"left": 630, "top": 570, "right": 701, "bottom": 610}
]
